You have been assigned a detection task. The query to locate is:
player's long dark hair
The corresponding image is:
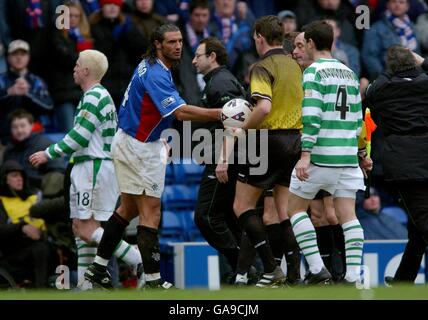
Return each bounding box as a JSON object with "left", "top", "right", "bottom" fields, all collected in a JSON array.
[{"left": 143, "top": 24, "right": 181, "bottom": 65}]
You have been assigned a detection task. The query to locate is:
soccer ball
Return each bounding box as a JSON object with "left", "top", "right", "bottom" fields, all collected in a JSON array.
[{"left": 221, "top": 98, "right": 252, "bottom": 128}]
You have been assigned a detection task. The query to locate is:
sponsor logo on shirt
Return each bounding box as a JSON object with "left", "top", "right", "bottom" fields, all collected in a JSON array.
[{"left": 161, "top": 96, "right": 176, "bottom": 108}]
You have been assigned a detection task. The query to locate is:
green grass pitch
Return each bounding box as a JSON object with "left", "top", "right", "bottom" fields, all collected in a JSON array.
[{"left": 1, "top": 285, "right": 428, "bottom": 300}]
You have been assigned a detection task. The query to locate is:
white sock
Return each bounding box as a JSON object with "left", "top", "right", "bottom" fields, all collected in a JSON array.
[
  {"left": 290, "top": 212, "right": 324, "bottom": 274},
  {"left": 76, "top": 237, "right": 97, "bottom": 284},
  {"left": 90, "top": 227, "right": 142, "bottom": 267},
  {"left": 343, "top": 219, "right": 364, "bottom": 282}
]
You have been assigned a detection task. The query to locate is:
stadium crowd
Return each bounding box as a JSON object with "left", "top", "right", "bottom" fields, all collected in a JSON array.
[{"left": 0, "top": 0, "right": 427, "bottom": 288}]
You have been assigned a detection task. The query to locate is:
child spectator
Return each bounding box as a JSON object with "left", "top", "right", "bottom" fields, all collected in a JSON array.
[{"left": 2, "top": 110, "right": 65, "bottom": 189}]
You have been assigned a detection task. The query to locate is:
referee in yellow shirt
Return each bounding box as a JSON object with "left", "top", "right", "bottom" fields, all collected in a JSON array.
[{"left": 229, "top": 15, "right": 303, "bottom": 287}]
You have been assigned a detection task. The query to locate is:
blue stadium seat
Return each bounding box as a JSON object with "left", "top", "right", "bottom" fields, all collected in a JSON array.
[
  {"left": 382, "top": 206, "right": 408, "bottom": 225},
  {"left": 180, "top": 210, "right": 204, "bottom": 242},
  {"left": 159, "top": 211, "right": 187, "bottom": 252},
  {"left": 39, "top": 114, "right": 58, "bottom": 133},
  {"left": 165, "top": 164, "right": 174, "bottom": 185},
  {"left": 160, "top": 210, "right": 186, "bottom": 241},
  {"left": 173, "top": 159, "right": 205, "bottom": 184},
  {"left": 162, "top": 184, "right": 199, "bottom": 210},
  {"left": 45, "top": 132, "right": 66, "bottom": 143}
]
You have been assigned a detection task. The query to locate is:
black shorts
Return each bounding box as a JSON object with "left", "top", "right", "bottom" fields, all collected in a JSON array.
[{"left": 237, "top": 130, "right": 301, "bottom": 190}]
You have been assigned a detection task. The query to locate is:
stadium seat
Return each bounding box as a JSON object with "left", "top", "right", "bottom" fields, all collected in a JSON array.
[
  {"left": 382, "top": 206, "right": 408, "bottom": 225},
  {"left": 173, "top": 159, "right": 205, "bottom": 184},
  {"left": 159, "top": 210, "right": 187, "bottom": 253},
  {"left": 45, "top": 132, "right": 66, "bottom": 143},
  {"left": 161, "top": 184, "right": 199, "bottom": 211},
  {"left": 39, "top": 114, "right": 58, "bottom": 133},
  {"left": 160, "top": 210, "right": 186, "bottom": 241},
  {"left": 165, "top": 164, "right": 174, "bottom": 185},
  {"left": 179, "top": 210, "right": 205, "bottom": 242}
]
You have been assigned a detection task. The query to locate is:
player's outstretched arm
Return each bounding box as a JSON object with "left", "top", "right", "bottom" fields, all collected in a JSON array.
[{"left": 173, "top": 104, "right": 221, "bottom": 122}]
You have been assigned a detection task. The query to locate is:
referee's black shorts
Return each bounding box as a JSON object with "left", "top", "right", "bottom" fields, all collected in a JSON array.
[{"left": 237, "top": 129, "right": 301, "bottom": 190}]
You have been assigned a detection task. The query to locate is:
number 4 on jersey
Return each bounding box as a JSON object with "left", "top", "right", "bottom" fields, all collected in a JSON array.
[{"left": 335, "top": 85, "right": 349, "bottom": 120}]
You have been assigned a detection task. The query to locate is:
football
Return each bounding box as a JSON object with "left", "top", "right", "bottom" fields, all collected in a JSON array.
[{"left": 221, "top": 98, "right": 252, "bottom": 128}]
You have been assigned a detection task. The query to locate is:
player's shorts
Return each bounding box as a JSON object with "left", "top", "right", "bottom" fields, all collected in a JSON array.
[
  {"left": 313, "top": 189, "right": 332, "bottom": 200},
  {"left": 70, "top": 159, "right": 119, "bottom": 221},
  {"left": 237, "top": 129, "right": 300, "bottom": 190},
  {"left": 111, "top": 129, "right": 167, "bottom": 198},
  {"left": 289, "top": 164, "right": 365, "bottom": 200}
]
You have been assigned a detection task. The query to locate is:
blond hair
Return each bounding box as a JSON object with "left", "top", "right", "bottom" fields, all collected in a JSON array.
[
  {"left": 79, "top": 50, "right": 109, "bottom": 81},
  {"left": 62, "top": 1, "right": 92, "bottom": 39}
]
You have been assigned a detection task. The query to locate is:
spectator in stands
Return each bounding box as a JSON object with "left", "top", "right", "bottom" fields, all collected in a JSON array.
[
  {"left": 90, "top": 0, "right": 148, "bottom": 107},
  {"left": 0, "top": 160, "right": 52, "bottom": 288},
  {"left": 0, "top": 40, "right": 53, "bottom": 144},
  {"left": 364, "top": 45, "right": 428, "bottom": 284},
  {"left": 29, "top": 170, "right": 76, "bottom": 271},
  {"left": 362, "top": 0, "right": 420, "bottom": 80},
  {"left": 0, "top": 35, "right": 6, "bottom": 75},
  {"left": 416, "top": 12, "right": 428, "bottom": 56},
  {"left": 0, "top": 0, "right": 11, "bottom": 74},
  {"left": 5, "top": 0, "right": 63, "bottom": 80},
  {"left": 356, "top": 188, "right": 407, "bottom": 240},
  {"left": 325, "top": 18, "right": 361, "bottom": 77},
  {"left": 278, "top": 10, "right": 297, "bottom": 34},
  {"left": 51, "top": 1, "right": 93, "bottom": 133},
  {"left": 132, "top": 0, "right": 167, "bottom": 41},
  {"left": 79, "top": 0, "right": 100, "bottom": 16},
  {"left": 293, "top": 0, "right": 358, "bottom": 47},
  {"left": 154, "top": 0, "right": 190, "bottom": 23},
  {"left": 245, "top": 0, "right": 278, "bottom": 18},
  {"left": 2, "top": 110, "right": 65, "bottom": 189},
  {"left": 208, "top": 0, "right": 254, "bottom": 71},
  {"left": 176, "top": 0, "right": 212, "bottom": 106},
  {"left": 372, "top": 0, "right": 428, "bottom": 23}
]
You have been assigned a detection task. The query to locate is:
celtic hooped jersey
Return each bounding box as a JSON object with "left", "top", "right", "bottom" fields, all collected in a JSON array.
[{"left": 301, "top": 58, "right": 362, "bottom": 167}]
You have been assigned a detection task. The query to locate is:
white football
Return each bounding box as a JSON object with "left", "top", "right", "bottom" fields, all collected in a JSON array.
[{"left": 221, "top": 98, "right": 252, "bottom": 128}]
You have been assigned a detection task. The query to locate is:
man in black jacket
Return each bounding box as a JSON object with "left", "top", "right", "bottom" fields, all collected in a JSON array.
[
  {"left": 364, "top": 45, "right": 428, "bottom": 284},
  {"left": 192, "top": 37, "right": 247, "bottom": 279},
  {"left": 0, "top": 40, "right": 53, "bottom": 144}
]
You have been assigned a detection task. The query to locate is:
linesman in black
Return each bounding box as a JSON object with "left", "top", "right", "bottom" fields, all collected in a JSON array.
[{"left": 191, "top": 37, "right": 247, "bottom": 276}]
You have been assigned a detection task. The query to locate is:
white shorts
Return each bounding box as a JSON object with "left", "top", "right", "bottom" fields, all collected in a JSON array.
[
  {"left": 289, "top": 164, "right": 365, "bottom": 200},
  {"left": 70, "top": 159, "right": 119, "bottom": 221},
  {"left": 111, "top": 129, "right": 167, "bottom": 198}
]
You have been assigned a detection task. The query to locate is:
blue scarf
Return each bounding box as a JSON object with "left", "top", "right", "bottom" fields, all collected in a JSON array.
[
  {"left": 386, "top": 10, "right": 417, "bottom": 51},
  {"left": 26, "top": 0, "right": 44, "bottom": 29},
  {"left": 80, "top": 0, "right": 100, "bottom": 16},
  {"left": 112, "top": 16, "right": 130, "bottom": 41},
  {"left": 69, "top": 27, "right": 85, "bottom": 43}
]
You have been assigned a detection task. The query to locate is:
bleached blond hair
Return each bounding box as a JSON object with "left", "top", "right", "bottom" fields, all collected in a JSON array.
[{"left": 79, "top": 50, "right": 109, "bottom": 81}]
